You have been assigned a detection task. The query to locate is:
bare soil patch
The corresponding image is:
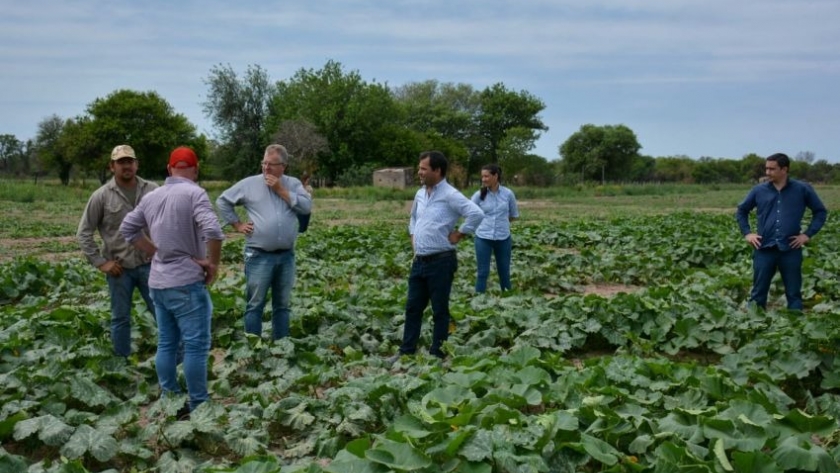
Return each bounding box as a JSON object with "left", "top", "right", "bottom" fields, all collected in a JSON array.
[
  {"left": 0, "top": 236, "right": 79, "bottom": 262},
  {"left": 581, "top": 283, "right": 640, "bottom": 297},
  {"left": 544, "top": 282, "right": 642, "bottom": 298}
]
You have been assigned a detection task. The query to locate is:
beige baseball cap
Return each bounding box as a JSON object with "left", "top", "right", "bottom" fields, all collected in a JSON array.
[{"left": 111, "top": 145, "right": 137, "bottom": 161}]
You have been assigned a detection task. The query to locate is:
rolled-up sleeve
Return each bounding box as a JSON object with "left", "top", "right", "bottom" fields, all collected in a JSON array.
[
  {"left": 454, "top": 194, "right": 484, "bottom": 235},
  {"left": 216, "top": 182, "right": 244, "bottom": 225},
  {"left": 195, "top": 192, "right": 226, "bottom": 242},
  {"left": 120, "top": 205, "right": 146, "bottom": 243},
  {"left": 291, "top": 181, "right": 312, "bottom": 216}
]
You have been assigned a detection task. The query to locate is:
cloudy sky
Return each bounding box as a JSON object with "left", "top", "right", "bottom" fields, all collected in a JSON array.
[{"left": 2, "top": 0, "right": 838, "bottom": 162}]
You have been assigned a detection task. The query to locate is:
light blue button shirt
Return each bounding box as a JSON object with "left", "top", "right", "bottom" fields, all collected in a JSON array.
[
  {"left": 471, "top": 185, "right": 519, "bottom": 240},
  {"left": 216, "top": 174, "right": 312, "bottom": 251},
  {"left": 410, "top": 179, "right": 484, "bottom": 256}
]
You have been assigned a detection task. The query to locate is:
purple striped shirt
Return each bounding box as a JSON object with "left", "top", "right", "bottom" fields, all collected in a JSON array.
[{"left": 120, "top": 177, "right": 225, "bottom": 289}]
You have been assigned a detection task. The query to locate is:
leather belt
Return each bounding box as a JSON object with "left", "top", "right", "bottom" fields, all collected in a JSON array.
[
  {"left": 415, "top": 250, "right": 456, "bottom": 262},
  {"left": 255, "top": 247, "right": 290, "bottom": 254}
]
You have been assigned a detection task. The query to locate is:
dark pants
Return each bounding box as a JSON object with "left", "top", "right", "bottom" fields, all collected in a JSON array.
[
  {"left": 750, "top": 246, "right": 803, "bottom": 310},
  {"left": 399, "top": 251, "right": 457, "bottom": 358}
]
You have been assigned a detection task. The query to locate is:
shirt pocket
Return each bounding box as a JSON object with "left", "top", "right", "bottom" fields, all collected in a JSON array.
[{"left": 104, "top": 202, "right": 129, "bottom": 228}]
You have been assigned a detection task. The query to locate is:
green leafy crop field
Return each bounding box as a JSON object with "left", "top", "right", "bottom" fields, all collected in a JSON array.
[{"left": 2, "top": 181, "right": 840, "bottom": 472}]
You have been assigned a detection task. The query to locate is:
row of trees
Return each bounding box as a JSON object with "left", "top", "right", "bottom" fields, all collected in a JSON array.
[
  {"left": 203, "top": 61, "right": 549, "bottom": 184},
  {"left": 557, "top": 123, "right": 840, "bottom": 184},
  {"left": 3, "top": 60, "right": 550, "bottom": 185},
  {"left": 2, "top": 59, "right": 837, "bottom": 185},
  {"left": 1, "top": 91, "right": 206, "bottom": 185}
]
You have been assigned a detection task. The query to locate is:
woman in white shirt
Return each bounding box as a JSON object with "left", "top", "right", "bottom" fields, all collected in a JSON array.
[{"left": 471, "top": 164, "right": 520, "bottom": 293}]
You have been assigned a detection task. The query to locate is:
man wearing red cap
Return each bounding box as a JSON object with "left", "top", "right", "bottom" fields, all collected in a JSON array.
[
  {"left": 217, "top": 144, "right": 312, "bottom": 340},
  {"left": 77, "top": 144, "right": 158, "bottom": 358},
  {"left": 120, "top": 146, "right": 225, "bottom": 415}
]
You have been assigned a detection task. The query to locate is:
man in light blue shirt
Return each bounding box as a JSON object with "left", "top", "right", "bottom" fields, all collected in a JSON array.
[
  {"left": 391, "top": 151, "right": 484, "bottom": 362},
  {"left": 216, "top": 144, "right": 312, "bottom": 340}
]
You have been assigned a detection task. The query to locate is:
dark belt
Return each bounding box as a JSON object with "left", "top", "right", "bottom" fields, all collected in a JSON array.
[
  {"left": 415, "top": 250, "right": 456, "bottom": 263},
  {"left": 254, "top": 247, "right": 291, "bottom": 254}
]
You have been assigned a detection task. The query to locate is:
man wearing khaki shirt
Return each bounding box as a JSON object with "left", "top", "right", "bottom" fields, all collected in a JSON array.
[{"left": 77, "top": 144, "right": 158, "bottom": 357}]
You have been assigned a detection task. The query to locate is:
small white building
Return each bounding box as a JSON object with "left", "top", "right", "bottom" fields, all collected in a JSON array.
[{"left": 373, "top": 167, "right": 414, "bottom": 189}]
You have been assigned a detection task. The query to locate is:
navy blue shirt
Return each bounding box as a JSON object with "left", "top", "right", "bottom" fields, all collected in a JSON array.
[{"left": 735, "top": 179, "right": 827, "bottom": 251}]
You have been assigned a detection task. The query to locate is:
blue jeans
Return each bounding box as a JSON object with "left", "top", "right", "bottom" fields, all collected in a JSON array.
[
  {"left": 150, "top": 282, "right": 212, "bottom": 411},
  {"left": 750, "top": 246, "right": 803, "bottom": 310},
  {"left": 244, "top": 248, "right": 295, "bottom": 340},
  {"left": 400, "top": 251, "right": 457, "bottom": 358},
  {"left": 474, "top": 236, "right": 513, "bottom": 293},
  {"left": 106, "top": 264, "right": 154, "bottom": 357}
]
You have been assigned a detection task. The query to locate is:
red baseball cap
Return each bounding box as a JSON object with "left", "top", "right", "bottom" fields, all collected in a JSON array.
[{"left": 169, "top": 147, "right": 198, "bottom": 169}]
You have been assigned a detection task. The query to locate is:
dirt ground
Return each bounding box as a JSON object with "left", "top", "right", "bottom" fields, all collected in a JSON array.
[
  {"left": 580, "top": 283, "right": 640, "bottom": 297},
  {"left": 0, "top": 236, "right": 79, "bottom": 262},
  {"left": 3, "top": 199, "right": 641, "bottom": 301}
]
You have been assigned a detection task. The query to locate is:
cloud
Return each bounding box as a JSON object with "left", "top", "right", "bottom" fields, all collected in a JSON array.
[{"left": 1, "top": 0, "right": 838, "bottom": 160}]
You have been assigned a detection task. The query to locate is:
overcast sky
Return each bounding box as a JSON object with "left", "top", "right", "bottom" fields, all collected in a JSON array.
[{"left": 2, "top": 0, "right": 839, "bottom": 162}]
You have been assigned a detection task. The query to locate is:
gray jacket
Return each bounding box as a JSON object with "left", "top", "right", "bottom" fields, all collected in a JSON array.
[{"left": 77, "top": 176, "right": 159, "bottom": 269}]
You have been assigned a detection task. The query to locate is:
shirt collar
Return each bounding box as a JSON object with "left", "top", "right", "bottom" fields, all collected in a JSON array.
[
  {"left": 765, "top": 178, "right": 789, "bottom": 190},
  {"left": 424, "top": 178, "right": 447, "bottom": 192}
]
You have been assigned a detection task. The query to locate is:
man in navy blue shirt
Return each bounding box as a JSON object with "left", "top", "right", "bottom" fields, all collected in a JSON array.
[{"left": 736, "top": 153, "right": 827, "bottom": 310}]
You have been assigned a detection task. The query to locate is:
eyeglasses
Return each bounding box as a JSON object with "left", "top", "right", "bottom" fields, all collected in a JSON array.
[{"left": 261, "top": 161, "right": 285, "bottom": 167}]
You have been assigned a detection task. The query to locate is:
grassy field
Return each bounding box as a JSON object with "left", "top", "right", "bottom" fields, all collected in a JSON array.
[
  {"left": 3, "top": 179, "right": 840, "bottom": 471},
  {"left": 2, "top": 179, "right": 839, "bottom": 261}
]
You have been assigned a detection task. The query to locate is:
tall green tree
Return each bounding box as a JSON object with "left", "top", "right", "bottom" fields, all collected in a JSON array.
[
  {"left": 559, "top": 124, "right": 641, "bottom": 182},
  {"left": 203, "top": 64, "right": 275, "bottom": 180},
  {"left": 87, "top": 89, "right": 204, "bottom": 180},
  {"left": 497, "top": 127, "right": 537, "bottom": 167},
  {"left": 809, "top": 159, "right": 840, "bottom": 183},
  {"left": 391, "top": 80, "right": 479, "bottom": 174},
  {"left": 59, "top": 116, "right": 99, "bottom": 183},
  {"left": 392, "top": 80, "right": 548, "bottom": 178},
  {"left": 0, "top": 134, "right": 24, "bottom": 175},
  {"left": 270, "top": 119, "right": 330, "bottom": 178},
  {"left": 739, "top": 153, "right": 765, "bottom": 183},
  {"left": 267, "top": 60, "right": 402, "bottom": 181},
  {"left": 34, "top": 115, "right": 74, "bottom": 185},
  {"left": 473, "top": 83, "right": 547, "bottom": 174},
  {"left": 629, "top": 154, "right": 656, "bottom": 182},
  {"left": 392, "top": 80, "right": 479, "bottom": 147},
  {"left": 506, "top": 153, "right": 555, "bottom": 186}
]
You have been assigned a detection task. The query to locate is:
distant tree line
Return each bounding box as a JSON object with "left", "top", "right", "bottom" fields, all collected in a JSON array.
[
  {"left": 556, "top": 124, "right": 840, "bottom": 185},
  {"left": 1, "top": 60, "right": 838, "bottom": 186},
  {"left": 0, "top": 91, "right": 206, "bottom": 185}
]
